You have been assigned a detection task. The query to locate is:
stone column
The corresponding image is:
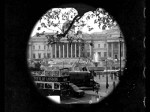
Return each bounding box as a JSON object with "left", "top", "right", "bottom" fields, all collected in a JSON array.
[
  {"left": 59, "top": 44, "right": 61, "bottom": 58},
  {"left": 118, "top": 42, "right": 120, "bottom": 60},
  {"left": 71, "top": 44, "right": 72, "bottom": 58},
  {"left": 63, "top": 44, "right": 64, "bottom": 58},
  {"left": 79, "top": 44, "right": 81, "bottom": 57},
  {"left": 67, "top": 43, "right": 68, "bottom": 58},
  {"left": 90, "top": 43, "right": 92, "bottom": 57},
  {"left": 111, "top": 43, "right": 113, "bottom": 59},
  {"left": 55, "top": 44, "right": 57, "bottom": 58},
  {"left": 51, "top": 45, "right": 53, "bottom": 58},
  {"left": 123, "top": 42, "right": 125, "bottom": 59},
  {"left": 45, "top": 44, "right": 47, "bottom": 58},
  {"left": 75, "top": 43, "right": 76, "bottom": 58},
  {"left": 106, "top": 42, "right": 108, "bottom": 58}
]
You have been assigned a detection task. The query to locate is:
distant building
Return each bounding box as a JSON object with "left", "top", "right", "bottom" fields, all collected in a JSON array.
[
  {"left": 28, "top": 27, "right": 126, "bottom": 69},
  {"left": 83, "top": 27, "right": 126, "bottom": 60}
]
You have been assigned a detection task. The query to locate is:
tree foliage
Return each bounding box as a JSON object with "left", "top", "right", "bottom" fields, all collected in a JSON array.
[{"left": 34, "top": 8, "right": 117, "bottom": 46}]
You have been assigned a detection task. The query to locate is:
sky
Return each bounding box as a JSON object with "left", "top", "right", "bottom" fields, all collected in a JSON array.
[{"left": 31, "top": 8, "right": 116, "bottom": 37}]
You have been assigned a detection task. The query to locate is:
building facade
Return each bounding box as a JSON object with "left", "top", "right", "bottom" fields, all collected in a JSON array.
[
  {"left": 28, "top": 35, "right": 83, "bottom": 60},
  {"left": 28, "top": 27, "right": 126, "bottom": 68}
]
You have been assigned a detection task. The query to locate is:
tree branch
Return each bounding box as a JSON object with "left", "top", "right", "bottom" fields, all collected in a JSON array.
[{"left": 63, "top": 15, "right": 81, "bottom": 37}]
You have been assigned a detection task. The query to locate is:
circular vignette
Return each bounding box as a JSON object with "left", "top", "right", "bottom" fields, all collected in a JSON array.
[{"left": 26, "top": 4, "right": 126, "bottom": 105}]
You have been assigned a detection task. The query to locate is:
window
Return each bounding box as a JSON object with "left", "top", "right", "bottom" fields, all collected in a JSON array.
[
  {"left": 104, "top": 43, "right": 106, "bottom": 48},
  {"left": 109, "top": 52, "right": 111, "bottom": 57},
  {"left": 38, "top": 53, "right": 41, "bottom": 58},
  {"left": 98, "top": 52, "right": 101, "bottom": 58},
  {"left": 39, "top": 45, "right": 40, "bottom": 50},
  {"left": 87, "top": 52, "right": 90, "bottom": 57},
  {"left": 54, "top": 83, "right": 60, "bottom": 90},
  {"left": 114, "top": 43, "right": 118, "bottom": 49},
  {"left": 47, "top": 53, "right": 50, "bottom": 58},
  {"left": 44, "top": 53, "right": 46, "bottom": 58},
  {"left": 44, "top": 45, "right": 46, "bottom": 50},
  {"left": 98, "top": 44, "right": 100, "bottom": 48},
  {"left": 104, "top": 52, "right": 107, "bottom": 57},
  {"left": 45, "top": 83, "right": 52, "bottom": 89},
  {"left": 93, "top": 44, "right": 95, "bottom": 48},
  {"left": 33, "top": 53, "right": 36, "bottom": 59},
  {"left": 33, "top": 45, "right": 35, "bottom": 50},
  {"left": 36, "top": 83, "right": 44, "bottom": 89}
]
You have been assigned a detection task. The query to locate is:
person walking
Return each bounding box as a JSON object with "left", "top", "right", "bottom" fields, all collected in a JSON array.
[
  {"left": 95, "top": 87, "right": 98, "bottom": 94},
  {"left": 95, "top": 84, "right": 100, "bottom": 94}
]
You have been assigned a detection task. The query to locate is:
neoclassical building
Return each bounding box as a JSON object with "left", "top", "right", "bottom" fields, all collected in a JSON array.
[
  {"left": 28, "top": 34, "right": 83, "bottom": 61},
  {"left": 28, "top": 27, "right": 126, "bottom": 68}
]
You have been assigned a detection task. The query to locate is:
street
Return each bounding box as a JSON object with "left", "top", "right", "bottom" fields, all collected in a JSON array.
[
  {"left": 61, "top": 93, "right": 99, "bottom": 104},
  {"left": 61, "top": 74, "right": 119, "bottom": 104}
]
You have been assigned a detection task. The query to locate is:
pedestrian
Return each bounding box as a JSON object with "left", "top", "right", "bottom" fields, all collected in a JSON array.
[
  {"left": 96, "top": 97, "right": 99, "bottom": 102},
  {"left": 95, "top": 88, "right": 98, "bottom": 94},
  {"left": 82, "top": 66, "right": 87, "bottom": 71},
  {"left": 95, "top": 84, "right": 99, "bottom": 94},
  {"left": 94, "top": 70, "right": 96, "bottom": 77},
  {"left": 99, "top": 73, "right": 100, "bottom": 79},
  {"left": 106, "top": 83, "right": 109, "bottom": 89},
  {"left": 98, "top": 83, "right": 100, "bottom": 90}
]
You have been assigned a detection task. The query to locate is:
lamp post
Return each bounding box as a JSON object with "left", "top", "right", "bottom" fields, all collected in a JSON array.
[
  {"left": 113, "top": 59, "right": 117, "bottom": 89},
  {"left": 119, "top": 32, "right": 122, "bottom": 79},
  {"left": 106, "top": 59, "right": 109, "bottom": 91},
  {"left": 105, "top": 36, "right": 109, "bottom": 91}
]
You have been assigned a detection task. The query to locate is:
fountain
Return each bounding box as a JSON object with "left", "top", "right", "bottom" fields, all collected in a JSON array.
[{"left": 93, "top": 52, "right": 99, "bottom": 67}]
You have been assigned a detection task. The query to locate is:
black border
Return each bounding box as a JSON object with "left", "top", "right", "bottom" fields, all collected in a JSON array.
[{"left": 5, "top": 0, "right": 145, "bottom": 112}]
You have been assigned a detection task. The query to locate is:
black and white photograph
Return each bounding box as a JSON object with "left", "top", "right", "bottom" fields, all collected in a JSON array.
[
  {"left": 5, "top": 0, "right": 145, "bottom": 112},
  {"left": 27, "top": 7, "right": 126, "bottom": 104}
]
